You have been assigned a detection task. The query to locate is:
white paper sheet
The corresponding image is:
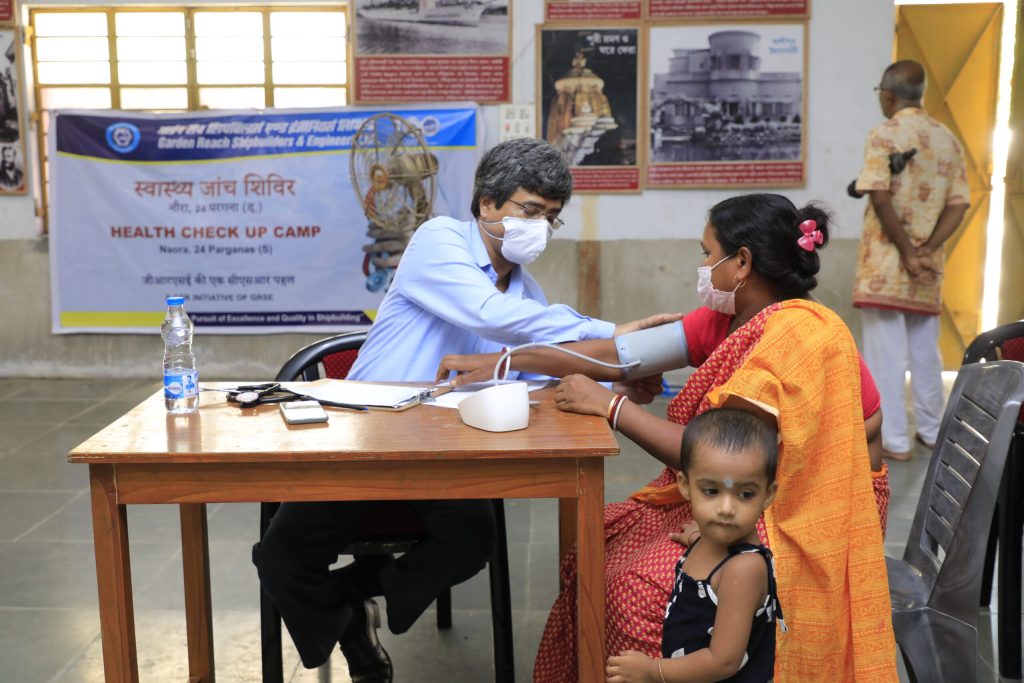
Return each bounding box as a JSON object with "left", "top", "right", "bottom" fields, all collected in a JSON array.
[{"left": 426, "top": 380, "right": 553, "bottom": 409}]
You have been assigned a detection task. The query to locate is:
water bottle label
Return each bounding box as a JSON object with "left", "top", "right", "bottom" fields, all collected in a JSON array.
[{"left": 164, "top": 370, "right": 199, "bottom": 399}]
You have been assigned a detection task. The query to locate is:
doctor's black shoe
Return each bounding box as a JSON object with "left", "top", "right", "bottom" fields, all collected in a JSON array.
[{"left": 339, "top": 598, "right": 393, "bottom": 683}]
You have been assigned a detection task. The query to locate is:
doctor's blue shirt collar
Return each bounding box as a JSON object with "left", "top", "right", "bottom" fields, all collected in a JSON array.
[{"left": 469, "top": 218, "right": 525, "bottom": 296}]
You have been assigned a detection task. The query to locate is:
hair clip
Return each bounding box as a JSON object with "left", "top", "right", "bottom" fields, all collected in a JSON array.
[{"left": 797, "top": 219, "right": 823, "bottom": 252}]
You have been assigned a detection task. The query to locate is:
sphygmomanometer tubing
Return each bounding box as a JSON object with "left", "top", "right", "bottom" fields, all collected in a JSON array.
[{"left": 499, "top": 338, "right": 624, "bottom": 381}]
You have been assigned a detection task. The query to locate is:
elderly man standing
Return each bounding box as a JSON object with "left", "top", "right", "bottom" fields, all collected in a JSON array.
[{"left": 853, "top": 60, "right": 970, "bottom": 461}]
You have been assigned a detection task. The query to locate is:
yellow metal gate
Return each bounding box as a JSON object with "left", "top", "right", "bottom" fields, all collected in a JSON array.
[{"left": 895, "top": 2, "right": 1002, "bottom": 366}]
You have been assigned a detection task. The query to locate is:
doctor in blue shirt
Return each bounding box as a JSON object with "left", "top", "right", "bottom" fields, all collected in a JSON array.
[{"left": 254, "top": 138, "right": 668, "bottom": 682}]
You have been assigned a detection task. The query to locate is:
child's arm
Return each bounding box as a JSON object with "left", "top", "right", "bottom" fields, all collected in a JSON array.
[{"left": 606, "top": 554, "right": 768, "bottom": 683}]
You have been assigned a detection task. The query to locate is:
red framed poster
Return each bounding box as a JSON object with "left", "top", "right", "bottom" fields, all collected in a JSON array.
[
  {"left": 646, "top": 21, "right": 807, "bottom": 188},
  {"left": 352, "top": 1, "right": 512, "bottom": 104},
  {"left": 539, "top": 26, "right": 643, "bottom": 193}
]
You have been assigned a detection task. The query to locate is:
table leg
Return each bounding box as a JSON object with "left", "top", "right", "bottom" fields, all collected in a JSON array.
[
  {"left": 558, "top": 498, "right": 576, "bottom": 562},
  {"left": 576, "top": 459, "right": 605, "bottom": 683},
  {"left": 181, "top": 504, "right": 216, "bottom": 683},
  {"left": 89, "top": 464, "right": 139, "bottom": 683}
]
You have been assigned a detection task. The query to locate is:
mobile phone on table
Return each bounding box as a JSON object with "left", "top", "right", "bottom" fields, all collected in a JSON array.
[{"left": 279, "top": 400, "right": 329, "bottom": 424}]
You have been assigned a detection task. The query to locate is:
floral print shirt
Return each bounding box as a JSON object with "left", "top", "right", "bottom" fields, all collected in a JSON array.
[{"left": 852, "top": 107, "right": 969, "bottom": 314}]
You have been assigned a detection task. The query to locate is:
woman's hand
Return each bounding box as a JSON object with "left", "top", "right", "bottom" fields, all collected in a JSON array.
[
  {"left": 554, "top": 374, "right": 617, "bottom": 417},
  {"left": 613, "top": 375, "right": 663, "bottom": 405},
  {"left": 435, "top": 352, "right": 503, "bottom": 386},
  {"left": 614, "top": 312, "right": 683, "bottom": 337},
  {"left": 669, "top": 519, "right": 701, "bottom": 547},
  {"left": 606, "top": 651, "right": 660, "bottom": 683}
]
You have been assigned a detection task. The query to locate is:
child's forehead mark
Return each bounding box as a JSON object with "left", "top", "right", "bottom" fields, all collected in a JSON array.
[{"left": 723, "top": 476, "right": 734, "bottom": 489}]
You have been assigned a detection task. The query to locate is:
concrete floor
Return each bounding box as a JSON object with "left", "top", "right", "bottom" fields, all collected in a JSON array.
[{"left": 0, "top": 376, "right": 1017, "bottom": 682}]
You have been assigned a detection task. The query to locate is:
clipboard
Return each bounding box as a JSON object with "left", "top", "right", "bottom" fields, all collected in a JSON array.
[{"left": 281, "top": 379, "right": 453, "bottom": 412}]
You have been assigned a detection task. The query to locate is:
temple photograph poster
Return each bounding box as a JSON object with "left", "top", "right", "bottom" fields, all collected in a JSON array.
[
  {"left": 352, "top": 0, "right": 512, "bottom": 104},
  {"left": 646, "top": 21, "right": 807, "bottom": 188},
  {"left": 0, "top": 27, "right": 26, "bottom": 195},
  {"left": 538, "top": 26, "right": 642, "bottom": 193}
]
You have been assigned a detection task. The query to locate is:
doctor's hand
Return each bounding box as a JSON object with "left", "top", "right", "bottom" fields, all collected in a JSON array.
[
  {"left": 435, "top": 352, "right": 503, "bottom": 386},
  {"left": 613, "top": 312, "right": 683, "bottom": 337},
  {"left": 613, "top": 375, "right": 663, "bottom": 405},
  {"left": 555, "top": 374, "right": 616, "bottom": 417}
]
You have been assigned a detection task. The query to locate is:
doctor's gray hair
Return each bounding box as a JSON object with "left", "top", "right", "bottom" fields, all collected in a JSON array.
[{"left": 470, "top": 138, "right": 573, "bottom": 218}]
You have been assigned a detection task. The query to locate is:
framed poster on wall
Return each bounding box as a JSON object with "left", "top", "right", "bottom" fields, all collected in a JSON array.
[
  {"left": 646, "top": 21, "right": 806, "bottom": 188},
  {"left": 352, "top": 0, "right": 511, "bottom": 104},
  {"left": 0, "top": 27, "right": 26, "bottom": 195},
  {"left": 539, "top": 26, "right": 642, "bottom": 193}
]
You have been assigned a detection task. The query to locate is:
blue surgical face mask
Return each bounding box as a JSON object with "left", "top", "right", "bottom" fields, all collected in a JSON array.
[{"left": 696, "top": 253, "right": 739, "bottom": 314}]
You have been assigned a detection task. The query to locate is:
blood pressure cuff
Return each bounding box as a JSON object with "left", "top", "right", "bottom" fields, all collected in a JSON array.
[{"left": 615, "top": 321, "right": 689, "bottom": 379}]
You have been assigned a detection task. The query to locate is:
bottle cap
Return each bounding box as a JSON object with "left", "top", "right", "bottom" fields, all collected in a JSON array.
[{"left": 166, "top": 296, "right": 186, "bottom": 306}]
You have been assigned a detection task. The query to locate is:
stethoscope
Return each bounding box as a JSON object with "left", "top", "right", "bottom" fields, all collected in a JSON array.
[{"left": 203, "top": 383, "right": 367, "bottom": 411}]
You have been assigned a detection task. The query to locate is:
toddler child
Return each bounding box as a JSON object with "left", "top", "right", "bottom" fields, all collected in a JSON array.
[{"left": 606, "top": 408, "right": 785, "bottom": 683}]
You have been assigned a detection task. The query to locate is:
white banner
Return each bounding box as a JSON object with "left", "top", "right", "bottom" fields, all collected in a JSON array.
[{"left": 50, "top": 105, "right": 479, "bottom": 333}]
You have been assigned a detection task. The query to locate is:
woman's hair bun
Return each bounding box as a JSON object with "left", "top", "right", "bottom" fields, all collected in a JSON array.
[{"left": 708, "top": 194, "right": 834, "bottom": 299}]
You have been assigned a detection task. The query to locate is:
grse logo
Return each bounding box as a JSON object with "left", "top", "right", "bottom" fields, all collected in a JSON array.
[{"left": 105, "top": 122, "right": 141, "bottom": 153}]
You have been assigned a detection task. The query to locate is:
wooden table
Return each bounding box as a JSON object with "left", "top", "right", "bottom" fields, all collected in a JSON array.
[{"left": 69, "top": 384, "right": 618, "bottom": 682}]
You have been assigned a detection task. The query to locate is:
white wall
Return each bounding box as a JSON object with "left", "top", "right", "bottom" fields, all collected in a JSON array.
[
  {"left": 496, "top": 0, "right": 895, "bottom": 242},
  {"left": 1, "top": 0, "right": 894, "bottom": 243},
  {"left": 0, "top": 0, "right": 896, "bottom": 378}
]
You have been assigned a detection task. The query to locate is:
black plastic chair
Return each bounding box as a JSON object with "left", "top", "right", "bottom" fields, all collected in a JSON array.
[
  {"left": 887, "top": 360, "right": 1024, "bottom": 682},
  {"left": 962, "top": 320, "right": 1024, "bottom": 678},
  {"left": 260, "top": 331, "right": 514, "bottom": 683}
]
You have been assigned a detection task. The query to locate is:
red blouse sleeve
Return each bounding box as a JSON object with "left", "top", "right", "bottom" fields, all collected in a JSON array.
[
  {"left": 682, "top": 307, "right": 732, "bottom": 367},
  {"left": 859, "top": 354, "right": 881, "bottom": 419}
]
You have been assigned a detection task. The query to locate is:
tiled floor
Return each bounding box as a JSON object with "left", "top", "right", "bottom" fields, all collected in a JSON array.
[{"left": 0, "top": 376, "right": 1017, "bottom": 681}]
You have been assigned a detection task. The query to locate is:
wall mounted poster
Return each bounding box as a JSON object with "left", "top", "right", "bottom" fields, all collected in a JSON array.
[
  {"left": 0, "top": 0, "right": 12, "bottom": 24},
  {"left": 539, "top": 27, "right": 641, "bottom": 192},
  {"left": 352, "top": 0, "right": 511, "bottom": 103},
  {"left": 647, "top": 22, "right": 806, "bottom": 188},
  {"left": 49, "top": 106, "right": 479, "bottom": 334},
  {"left": 648, "top": 0, "right": 809, "bottom": 20},
  {"left": 0, "top": 28, "right": 26, "bottom": 194},
  {"left": 545, "top": 0, "right": 642, "bottom": 22}
]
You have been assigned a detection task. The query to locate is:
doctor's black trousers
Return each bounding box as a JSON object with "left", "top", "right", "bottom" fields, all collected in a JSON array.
[{"left": 252, "top": 498, "right": 495, "bottom": 669}]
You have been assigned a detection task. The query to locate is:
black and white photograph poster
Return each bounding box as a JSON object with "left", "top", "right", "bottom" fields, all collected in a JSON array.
[
  {"left": 0, "top": 28, "right": 25, "bottom": 195},
  {"left": 647, "top": 22, "right": 806, "bottom": 188},
  {"left": 353, "top": 0, "right": 511, "bottom": 104},
  {"left": 539, "top": 27, "right": 641, "bottom": 193}
]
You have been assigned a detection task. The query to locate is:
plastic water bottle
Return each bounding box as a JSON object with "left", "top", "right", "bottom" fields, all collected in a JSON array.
[{"left": 162, "top": 295, "right": 199, "bottom": 414}]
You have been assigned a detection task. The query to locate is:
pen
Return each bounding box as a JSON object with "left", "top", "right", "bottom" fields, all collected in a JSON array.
[{"left": 301, "top": 396, "right": 368, "bottom": 412}]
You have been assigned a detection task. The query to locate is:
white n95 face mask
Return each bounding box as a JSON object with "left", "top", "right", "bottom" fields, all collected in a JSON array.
[
  {"left": 696, "top": 253, "right": 739, "bottom": 314},
  {"left": 480, "top": 216, "right": 552, "bottom": 265}
]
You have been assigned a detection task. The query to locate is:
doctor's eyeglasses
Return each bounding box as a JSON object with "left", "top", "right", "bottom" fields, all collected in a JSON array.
[{"left": 504, "top": 198, "right": 565, "bottom": 230}]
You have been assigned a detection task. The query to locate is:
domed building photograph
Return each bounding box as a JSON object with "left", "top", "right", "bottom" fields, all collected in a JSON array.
[{"left": 649, "top": 23, "right": 804, "bottom": 166}]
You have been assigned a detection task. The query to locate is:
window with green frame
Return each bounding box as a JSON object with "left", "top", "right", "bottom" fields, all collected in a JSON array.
[{"left": 29, "top": 6, "right": 348, "bottom": 228}]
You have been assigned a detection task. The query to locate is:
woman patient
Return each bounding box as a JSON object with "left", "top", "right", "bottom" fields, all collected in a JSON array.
[{"left": 437, "top": 194, "right": 897, "bottom": 682}]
